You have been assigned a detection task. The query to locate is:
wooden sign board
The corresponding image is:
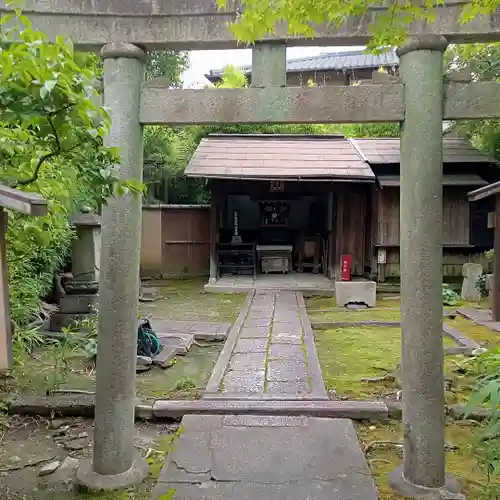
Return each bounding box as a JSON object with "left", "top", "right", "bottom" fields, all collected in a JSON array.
[
  {"left": 377, "top": 248, "right": 387, "bottom": 264},
  {"left": 488, "top": 212, "right": 495, "bottom": 228}
]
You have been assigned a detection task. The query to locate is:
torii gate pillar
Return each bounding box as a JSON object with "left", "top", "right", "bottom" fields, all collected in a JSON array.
[
  {"left": 76, "top": 42, "right": 148, "bottom": 490},
  {"left": 389, "top": 36, "right": 462, "bottom": 498}
]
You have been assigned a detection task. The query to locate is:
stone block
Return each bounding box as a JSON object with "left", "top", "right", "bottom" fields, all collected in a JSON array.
[
  {"left": 461, "top": 262, "right": 483, "bottom": 301},
  {"left": 155, "top": 333, "right": 194, "bottom": 354},
  {"left": 139, "top": 286, "right": 159, "bottom": 302},
  {"left": 334, "top": 280, "right": 376, "bottom": 307},
  {"left": 71, "top": 212, "right": 101, "bottom": 283},
  {"left": 58, "top": 294, "right": 98, "bottom": 314},
  {"left": 152, "top": 346, "right": 177, "bottom": 368}
]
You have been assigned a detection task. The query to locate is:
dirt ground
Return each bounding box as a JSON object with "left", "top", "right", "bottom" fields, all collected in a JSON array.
[
  {"left": 0, "top": 279, "right": 245, "bottom": 499},
  {"left": 0, "top": 415, "right": 179, "bottom": 500}
]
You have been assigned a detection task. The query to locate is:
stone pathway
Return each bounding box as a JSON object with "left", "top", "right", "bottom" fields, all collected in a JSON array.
[
  {"left": 152, "top": 290, "right": 378, "bottom": 500},
  {"left": 204, "top": 290, "right": 327, "bottom": 400},
  {"left": 152, "top": 414, "right": 378, "bottom": 500}
]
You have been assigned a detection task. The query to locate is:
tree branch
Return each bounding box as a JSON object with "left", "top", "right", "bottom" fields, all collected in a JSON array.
[
  {"left": 11, "top": 116, "right": 61, "bottom": 188},
  {"left": 11, "top": 149, "right": 59, "bottom": 188},
  {"left": 11, "top": 117, "right": 89, "bottom": 189},
  {"left": 46, "top": 102, "right": 76, "bottom": 117}
]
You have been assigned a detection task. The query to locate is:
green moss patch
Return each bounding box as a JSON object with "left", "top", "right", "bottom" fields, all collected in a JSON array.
[
  {"left": 139, "top": 278, "right": 244, "bottom": 323},
  {"left": 315, "top": 326, "right": 475, "bottom": 401},
  {"left": 356, "top": 420, "right": 499, "bottom": 500},
  {"left": 6, "top": 344, "right": 221, "bottom": 400},
  {"left": 310, "top": 308, "right": 401, "bottom": 322}
]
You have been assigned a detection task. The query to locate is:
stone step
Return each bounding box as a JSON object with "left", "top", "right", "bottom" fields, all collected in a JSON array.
[{"left": 152, "top": 415, "right": 378, "bottom": 500}]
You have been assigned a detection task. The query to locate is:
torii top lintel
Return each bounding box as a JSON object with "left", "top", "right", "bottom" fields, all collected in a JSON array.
[{"left": 2, "top": 0, "right": 500, "bottom": 50}]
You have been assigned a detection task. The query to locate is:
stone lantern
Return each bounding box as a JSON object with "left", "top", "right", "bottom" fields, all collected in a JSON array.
[{"left": 50, "top": 208, "right": 101, "bottom": 331}]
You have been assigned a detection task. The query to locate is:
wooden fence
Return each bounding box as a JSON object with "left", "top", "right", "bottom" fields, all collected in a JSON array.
[{"left": 140, "top": 205, "right": 210, "bottom": 278}]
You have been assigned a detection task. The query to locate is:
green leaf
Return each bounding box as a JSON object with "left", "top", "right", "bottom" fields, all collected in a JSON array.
[
  {"left": 42, "top": 79, "right": 57, "bottom": 94},
  {"left": 463, "top": 382, "right": 495, "bottom": 418}
]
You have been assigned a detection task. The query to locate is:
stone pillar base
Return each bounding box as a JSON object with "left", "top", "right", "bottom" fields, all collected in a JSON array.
[
  {"left": 75, "top": 454, "right": 148, "bottom": 492},
  {"left": 388, "top": 466, "right": 464, "bottom": 499}
]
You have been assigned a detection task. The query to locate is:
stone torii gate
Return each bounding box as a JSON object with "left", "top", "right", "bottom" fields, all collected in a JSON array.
[{"left": 5, "top": 0, "right": 500, "bottom": 497}]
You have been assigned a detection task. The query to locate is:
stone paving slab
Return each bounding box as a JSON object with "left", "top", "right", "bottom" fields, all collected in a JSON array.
[
  {"left": 155, "top": 333, "right": 194, "bottom": 354},
  {"left": 233, "top": 338, "right": 267, "bottom": 353},
  {"left": 152, "top": 345, "right": 177, "bottom": 368},
  {"left": 152, "top": 319, "right": 231, "bottom": 341},
  {"left": 271, "top": 333, "right": 302, "bottom": 345},
  {"left": 229, "top": 353, "right": 267, "bottom": 371},
  {"left": 239, "top": 326, "right": 270, "bottom": 338},
  {"left": 266, "top": 380, "right": 309, "bottom": 395},
  {"left": 267, "top": 359, "right": 308, "bottom": 382},
  {"left": 222, "top": 371, "right": 265, "bottom": 394},
  {"left": 153, "top": 415, "right": 378, "bottom": 500},
  {"left": 269, "top": 343, "right": 304, "bottom": 358}
]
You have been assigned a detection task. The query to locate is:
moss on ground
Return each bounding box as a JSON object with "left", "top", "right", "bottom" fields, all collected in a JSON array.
[
  {"left": 6, "top": 344, "right": 222, "bottom": 400},
  {"left": 356, "top": 420, "right": 499, "bottom": 500},
  {"left": 4, "top": 280, "right": 241, "bottom": 400},
  {"left": 446, "top": 316, "right": 500, "bottom": 347},
  {"left": 315, "top": 326, "right": 474, "bottom": 401},
  {"left": 315, "top": 326, "right": 401, "bottom": 399},
  {"left": 310, "top": 308, "right": 401, "bottom": 322},
  {"left": 139, "top": 278, "right": 244, "bottom": 323}
]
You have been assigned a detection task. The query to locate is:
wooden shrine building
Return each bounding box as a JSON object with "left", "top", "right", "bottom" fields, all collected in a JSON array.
[{"left": 185, "top": 133, "right": 500, "bottom": 284}]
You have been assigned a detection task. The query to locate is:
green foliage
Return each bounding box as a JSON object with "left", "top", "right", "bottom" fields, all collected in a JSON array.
[
  {"left": 0, "top": 5, "right": 142, "bottom": 351},
  {"left": 442, "top": 283, "right": 459, "bottom": 306},
  {"left": 44, "top": 328, "right": 86, "bottom": 392},
  {"left": 464, "top": 347, "right": 500, "bottom": 490},
  {"left": 174, "top": 376, "right": 196, "bottom": 391},
  {"left": 216, "top": 64, "right": 249, "bottom": 88},
  {"left": 216, "top": 0, "right": 498, "bottom": 48},
  {"left": 337, "top": 123, "right": 400, "bottom": 138},
  {"left": 445, "top": 43, "right": 500, "bottom": 160},
  {"left": 146, "top": 50, "right": 189, "bottom": 86},
  {"left": 476, "top": 273, "right": 489, "bottom": 299}
]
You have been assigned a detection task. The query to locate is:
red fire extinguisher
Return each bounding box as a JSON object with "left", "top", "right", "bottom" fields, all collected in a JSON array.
[{"left": 341, "top": 255, "right": 352, "bottom": 281}]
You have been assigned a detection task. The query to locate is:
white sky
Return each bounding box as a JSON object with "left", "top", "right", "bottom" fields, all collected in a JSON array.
[{"left": 181, "top": 46, "right": 364, "bottom": 86}]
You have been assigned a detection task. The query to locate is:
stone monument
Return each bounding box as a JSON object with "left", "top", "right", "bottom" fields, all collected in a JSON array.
[
  {"left": 50, "top": 208, "right": 101, "bottom": 331},
  {"left": 231, "top": 209, "right": 242, "bottom": 244},
  {"left": 460, "top": 262, "right": 483, "bottom": 302}
]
